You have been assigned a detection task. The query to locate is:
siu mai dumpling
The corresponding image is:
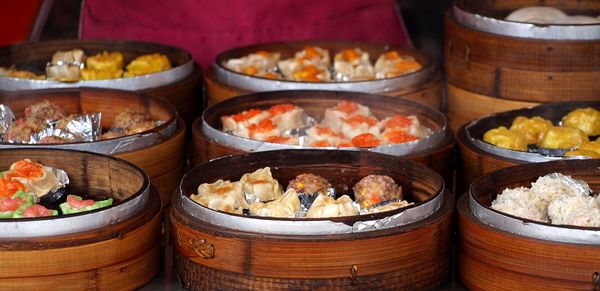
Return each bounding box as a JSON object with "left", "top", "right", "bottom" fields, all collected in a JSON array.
[
  {"left": 8, "top": 159, "right": 60, "bottom": 198},
  {"left": 248, "top": 119, "right": 281, "bottom": 141},
  {"left": 538, "top": 126, "right": 588, "bottom": 149},
  {"left": 547, "top": 195, "right": 600, "bottom": 227},
  {"left": 483, "top": 126, "right": 527, "bottom": 151},
  {"left": 339, "top": 114, "right": 380, "bottom": 139},
  {"left": 509, "top": 116, "right": 553, "bottom": 145},
  {"left": 240, "top": 167, "right": 283, "bottom": 201},
  {"left": 306, "top": 194, "right": 358, "bottom": 218},
  {"left": 374, "top": 51, "right": 422, "bottom": 79},
  {"left": 293, "top": 46, "right": 330, "bottom": 67},
  {"left": 267, "top": 104, "right": 305, "bottom": 132},
  {"left": 289, "top": 65, "right": 331, "bottom": 82},
  {"left": 221, "top": 109, "right": 270, "bottom": 138},
  {"left": 305, "top": 125, "right": 346, "bottom": 147},
  {"left": 321, "top": 101, "right": 373, "bottom": 132},
  {"left": 561, "top": 107, "right": 600, "bottom": 136},
  {"left": 368, "top": 200, "right": 412, "bottom": 213},
  {"left": 333, "top": 48, "right": 374, "bottom": 81},
  {"left": 224, "top": 50, "right": 280, "bottom": 75},
  {"left": 191, "top": 179, "right": 248, "bottom": 214},
  {"left": 249, "top": 189, "right": 301, "bottom": 218}
]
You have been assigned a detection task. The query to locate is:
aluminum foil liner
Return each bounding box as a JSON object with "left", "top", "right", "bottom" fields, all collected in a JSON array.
[
  {"left": 0, "top": 104, "right": 15, "bottom": 140},
  {"left": 50, "top": 166, "right": 70, "bottom": 191},
  {"left": 56, "top": 113, "right": 102, "bottom": 142},
  {"left": 545, "top": 173, "right": 592, "bottom": 196}
]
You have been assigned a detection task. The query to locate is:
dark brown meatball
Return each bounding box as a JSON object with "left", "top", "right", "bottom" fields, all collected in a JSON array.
[
  {"left": 353, "top": 175, "right": 402, "bottom": 209},
  {"left": 24, "top": 100, "right": 66, "bottom": 121},
  {"left": 287, "top": 173, "right": 331, "bottom": 196}
]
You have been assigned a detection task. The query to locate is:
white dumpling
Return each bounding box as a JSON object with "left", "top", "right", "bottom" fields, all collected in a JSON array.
[
  {"left": 191, "top": 180, "right": 248, "bottom": 214},
  {"left": 491, "top": 187, "right": 548, "bottom": 222},
  {"left": 333, "top": 48, "right": 374, "bottom": 81},
  {"left": 249, "top": 189, "right": 301, "bottom": 218},
  {"left": 305, "top": 125, "right": 346, "bottom": 147},
  {"left": 321, "top": 101, "right": 373, "bottom": 132},
  {"left": 223, "top": 51, "right": 280, "bottom": 74},
  {"left": 547, "top": 195, "right": 600, "bottom": 227},
  {"left": 306, "top": 194, "right": 359, "bottom": 218},
  {"left": 529, "top": 173, "right": 590, "bottom": 215},
  {"left": 368, "top": 200, "right": 412, "bottom": 213},
  {"left": 268, "top": 104, "right": 305, "bottom": 132},
  {"left": 339, "top": 115, "right": 381, "bottom": 139},
  {"left": 505, "top": 6, "right": 567, "bottom": 24},
  {"left": 240, "top": 167, "right": 283, "bottom": 201}
]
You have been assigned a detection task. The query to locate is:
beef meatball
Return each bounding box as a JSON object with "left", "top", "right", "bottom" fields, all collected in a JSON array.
[
  {"left": 287, "top": 173, "right": 331, "bottom": 196},
  {"left": 353, "top": 175, "right": 402, "bottom": 209}
]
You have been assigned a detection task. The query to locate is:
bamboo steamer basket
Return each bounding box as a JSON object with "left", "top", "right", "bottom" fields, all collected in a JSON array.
[
  {"left": 0, "top": 39, "right": 202, "bottom": 126},
  {"left": 0, "top": 148, "right": 162, "bottom": 290},
  {"left": 171, "top": 149, "right": 453, "bottom": 290},
  {"left": 445, "top": 0, "right": 600, "bottom": 132},
  {"left": 0, "top": 87, "right": 185, "bottom": 205},
  {"left": 192, "top": 90, "right": 455, "bottom": 186},
  {"left": 457, "top": 100, "right": 600, "bottom": 193},
  {"left": 458, "top": 159, "right": 600, "bottom": 290},
  {"left": 205, "top": 40, "right": 443, "bottom": 110}
]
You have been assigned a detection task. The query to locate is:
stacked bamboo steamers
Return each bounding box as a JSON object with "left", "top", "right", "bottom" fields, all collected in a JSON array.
[{"left": 444, "top": 0, "right": 600, "bottom": 290}]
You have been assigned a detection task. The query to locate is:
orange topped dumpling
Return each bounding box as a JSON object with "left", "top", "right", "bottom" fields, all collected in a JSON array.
[
  {"left": 374, "top": 50, "right": 422, "bottom": 79},
  {"left": 333, "top": 48, "right": 374, "bottom": 81},
  {"left": 224, "top": 50, "right": 280, "bottom": 76}
]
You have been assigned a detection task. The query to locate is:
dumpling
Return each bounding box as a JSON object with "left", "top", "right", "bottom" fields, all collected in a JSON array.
[
  {"left": 339, "top": 114, "right": 380, "bottom": 139},
  {"left": 264, "top": 135, "right": 299, "bottom": 145},
  {"left": 81, "top": 51, "right": 124, "bottom": 80},
  {"left": 248, "top": 119, "right": 282, "bottom": 141},
  {"left": 561, "top": 107, "right": 600, "bottom": 136},
  {"left": 306, "top": 194, "right": 358, "bottom": 218},
  {"left": 333, "top": 48, "right": 374, "bottom": 81},
  {"left": 278, "top": 46, "right": 331, "bottom": 81},
  {"left": 483, "top": 126, "right": 527, "bottom": 151},
  {"left": 287, "top": 173, "right": 332, "bottom": 208},
  {"left": 374, "top": 51, "right": 421, "bottom": 79},
  {"left": 249, "top": 189, "right": 301, "bottom": 218},
  {"left": 368, "top": 200, "right": 412, "bottom": 213},
  {"left": 350, "top": 133, "right": 382, "bottom": 148},
  {"left": 221, "top": 109, "right": 269, "bottom": 138},
  {"left": 505, "top": 6, "right": 567, "bottom": 24},
  {"left": 123, "top": 53, "right": 171, "bottom": 77},
  {"left": 491, "top": 187, "right": 547, "bottom": 222},
  {"left": 321, "top": 101, "right": 373, "bottom": 132},
  {"left": 267, "top": 104, "right": 305, "bottom": 132},
  {"left": 379, "top": 115, "right": 431, "bottom": 139},
  {"left": 538, "top": 126, "right": 588, "bottom": 149},
  {"left": 305, "top": 125, "right": 346, "bottom": 147},
  {"left": 7, "top": 159, "right": 60, "bottom": 198},
  {"left": 224, "top": 50, "right": 280, "bottom": 75},
  {"left": 240, "top": 167, "right": 283, "bottom": 201},
  {"left": 529, "top": 173, "right": 590, "bottom": 218},
  {"left": 565, "top": 149, "right": 600, "bottom": 159},
  {"left": 353, "top": 175, "right": 402, "bottom": 209},
  {"left": 46, "top": 49, "right": 86, "bottom": 81},
  {"left": 289, "top": 64, "right": 331, "bottom": 82},
  {"left": 547, "top": 195, "right": 600, "bottom": 227},
  {"left": 509, "top": 116, "right": 553, "bottom": 145},
  {"left": 191, "top": 179, "right": 248, "bottom": 214}
]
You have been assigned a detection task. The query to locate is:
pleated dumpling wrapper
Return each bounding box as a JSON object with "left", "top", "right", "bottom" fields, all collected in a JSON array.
[
  {"left": 249, "top": 188, "right": 301, "bottom": 218},
  {"left": 483, "top": 126, "right": 527, "bottom": 151},
  {"left": 306, "top": 194, "right": 358, "bottom": 218},
  {"left": 333, "top": 48, "right": 374, "bottom": 81},
  {"left": 8, "top": 159, "right": 60, "bottom": 198},
  {"left": 509, "top": 116, "right": 553, "bottom": 145},
  {"left": 191, "top": 179, "right": 249, "bottom": 214},
  {"left": 538, "top": 126, "right": 588, "bottom": 150},
  {"left": 240, "top": 167, "right": 283, "bottom": 202}
]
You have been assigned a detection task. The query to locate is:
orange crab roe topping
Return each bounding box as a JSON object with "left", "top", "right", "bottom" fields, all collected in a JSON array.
[
  {"left": 0, "top": 177, "right": 26, "bottom": 198},
  {"left": 292, "top": 65, "right": 322, "bottom": 82},
  {"left": 341, "top": 49, "right": 359, "bottom": 62},
  {"left": 248, "top": 119, "right": 277, "bottom": 133},
  {"left": 351, "top": 133, "right": 381, "bottom": 147},
  {"left": 334, "top": 101, "right": 359, "bottom": 114},
  {"left": 303, "top": 46, "right": 321, "bottom": 59},
  {"left": 384, "top": 50, "right": 401, "bottom": 60},
  {"left": 384, "top": 130, "right": 418, "bottom": 144},
  {"left": 231, "top": 109, "right": 263, "bottom": 122},
  {"left": 311, "top": 140, "right": 330, "bottom": 147},
  {"left": 10, "top": 160, "right": 43, "bottom": 178},
  {"left": 392, "top": 60, "right": 421, "bottom": 74},
  {"left": 345, "top": 115, "right": 378, "bottom": 126},
  {"left": 243, "top": 66, "right": 258, "bottom": 75},
  {"left": 384, "top": 115, "right": 413, "bottom": 129},
  {"left": 255, "top": 50, "right": 271, "bottom": 57},
  {"left": 268, "top": 103, "right": 296, "bottom": 115},
  {"left": 262, "top": 72, "right": 280, "bottom": 80}
]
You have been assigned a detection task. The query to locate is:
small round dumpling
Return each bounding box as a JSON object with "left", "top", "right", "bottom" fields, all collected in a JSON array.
[
  {"left": 505, "top": 6, "right": 567, "bottom": 24},
  {"left": 509, "top": 116, "right": 553, "bottom": 145},
  {"left": 483, "top": 126, "right": 527, "bottom": 151},
  {"left": 538, "top": 126, "right": 589, "bottom": 149},
  {"left": 353, "top": 175, "right": 402, "bottom": 209},
  {"left": 561, "top": 107, "right": 600, "bottom": 136}
]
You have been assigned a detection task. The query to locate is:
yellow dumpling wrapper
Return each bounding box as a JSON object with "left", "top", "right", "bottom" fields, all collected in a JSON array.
[
  {"left": 483, "top": 126, "right": 527, "bottom": 151},
  {"left": 538, "top": 126, "right": 588, "bottom": 149},
  {"left": 562, "top": 107, "right": 600, "bottom": 136},
  {"left": 509, "top": 116, "right": 553, "bottom": 144},
  {"left": 578, "top": 140, "right": 600, "bottom": 154},
  {"left": 565, "top": 149, "right": 600, "bottom": 158},
  {"left": 86, "top": 51, "right": 124, "bottom": 71},
  {"left": 80, "top": 68, "right": 123, "bottom": 80},
  {"left": 124, "top": 53, "right": 171, "bottom": 77},
  {"left": 191, "top": 179, "right": 248, "bottom": 214}
]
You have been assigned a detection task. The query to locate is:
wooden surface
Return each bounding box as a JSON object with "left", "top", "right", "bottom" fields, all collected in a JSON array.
[
  {"left": 446, "top": 82, "right": 539, "bottom": 133},
  {"left": 0, "top": 149, "right": 162, "bottom": 290},
  {"left": 172, "top": 190, "right": 454, "bottom": 290},
  {"left": 193, "top": 90, "right": 455, "bottom": 185},
  {"left": 204, "top": 67, "right": 444, "bottom": 110},
  {"left": 0, "top": 88, "right": 185, "bottom": 205},
  {"left": 444, "top": 10, "right": 600, "bottom": 102}
]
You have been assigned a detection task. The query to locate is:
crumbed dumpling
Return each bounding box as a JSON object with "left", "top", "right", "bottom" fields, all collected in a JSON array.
[
  {"left": 547, "top": 195, "right": 600, "bottom": 227},
  {"left": 491, "top": 187, "right": 547, "bottom": 222},
  {"left": 374, "top": 50, "right": 421, "bottom": 79},
  {"left": 240, "top": 167, "right": 283, "bottom": 201},
  {"left": 529, "top": 173, "right": 590, "bottom": 219},
  {"left": 124, "top": 53, "right": 171, "bottom": 77},
  {"left": 561, "top": 108, "right": 600, "bottom": 136},
  {"left": 509, "top": 116, "right": 553, "bottom": 145},
  {"left": 191, "top": 179, "right": 248, "bottom": 214},
  {"left": 249, "top": 189, "right": 301, "bottom": 218},
  {"left": 483, "top": 126, "right": 527, "bottom": 151},
  {"left": 306, "top": 194, "right": 358, "bottom": 218},
  {"left": 333, "top": 48, "right": 374, "bottom": 81},
  {"left": 25, "top": 100, "right": 67, "bottom": 121},
  {"left": 538, "top": 126, "right": 588, "bottom": 149}
]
